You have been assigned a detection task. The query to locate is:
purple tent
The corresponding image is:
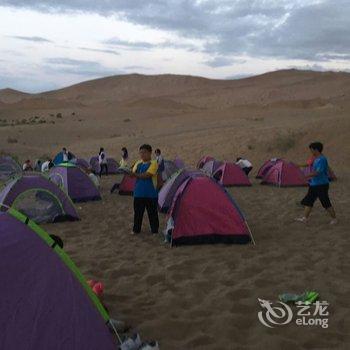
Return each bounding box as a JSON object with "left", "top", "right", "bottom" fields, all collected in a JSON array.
[
  {"left": 90, "top": 156, "right": 118, "bottom": 174},
  {"left": 0, "top": 208, "right": 116, "bottom": 350},
  {"left": 0, "top": 156, "right": 22, "bottom": 181},
  {"left": 0, "top": 173, "right": 79, "bottom": 223},
  {"left": 76, "top": 158, "right": 90, "bottom": 171},
  {"left": 174, "top": 157, "right": 185, "bottom": 169},
  {"left": 158, "top": 169, "right": 206, "bottom": 213},
  {"left": 49, "top": 164, "right": 101, "bottom": 202}
]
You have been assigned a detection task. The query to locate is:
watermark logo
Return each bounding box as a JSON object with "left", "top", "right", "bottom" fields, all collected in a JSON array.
[
  {"left": 258, "top": 299, "right": 329, "bottom": 329},
  {"left": 258, "top": 299, "right": 293, "bottom": 328}
]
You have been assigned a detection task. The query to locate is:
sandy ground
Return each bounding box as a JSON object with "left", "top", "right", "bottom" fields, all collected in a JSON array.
[{"left": 1, "top": 70, "right": 350, "bottom": 349}]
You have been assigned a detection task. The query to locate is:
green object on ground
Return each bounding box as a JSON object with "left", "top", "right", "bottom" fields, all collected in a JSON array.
[{"left": 279, "top": 291, "right": 319, "bottom": 305}]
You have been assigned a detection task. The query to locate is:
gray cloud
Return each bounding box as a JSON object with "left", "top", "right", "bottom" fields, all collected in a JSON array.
[
  {"left": 204, "top": 56, "right": 246, "bottom": 68},
  {"left": 2, "top": 0, "right": 350, "bottom": 62},
  {"left": 79, "top": 47, "right": 120, "bottom": 55},
  {"left": 9, "top": 35, "right": 52, "bottom": 43},
  {"left": 123, "top": 65, "right": 151, "bottom": 70},
  {"left": 105, "top": 37, "right": 198, "bottom": 51},
  {"left": 44, "top": 57, "right": 121, "bottom": 77}
]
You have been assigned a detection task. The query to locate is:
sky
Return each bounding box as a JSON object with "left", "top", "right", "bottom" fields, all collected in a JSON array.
[{"left": 0, "top": 0, "right": 350, "bottom": 92}]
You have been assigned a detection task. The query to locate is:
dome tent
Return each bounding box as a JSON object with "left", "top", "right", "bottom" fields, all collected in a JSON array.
[
  {"left": 0, "top": 155, "right": 22, "bottom": 182},
  {"left": 158, "top": 169, "right": 205, "bottom": 213},
  {"left": 261, "top": 160, "right": 307, "bottom": 187},
  {"left": 256, "top": 158, "right": 282, "bottom": 179},
  {"left": 213, "top": 162, "right": 252, "bottom": 187},
  {"left": 0, "top": 208, "right": 116, "bottom": 349},
  {"left": 201, "top": 159, "right": 223, "bottom": 175},
  {"left": 197, "top": 155, "right": 214, "bottom": 169},
  {"left": 164, "top": 176, "right": 253, "bottom": 246},
  {"left": 90, "top": 156, "right": 118, "bottom": 174},
  {"left": 76, "top": 158, "right": 90, "bottom": 171},
  {"left": 0, "top": 173, "right": 79, "bottom": 223},
  {"left": 53, "top": 150, "right": 76, "bottom": 165},
  {"left": 118, "top": 174, "right": 136, "bottom": 195},
  {"left": 49, "top": 163, "right": 101, "bottom": 202}
]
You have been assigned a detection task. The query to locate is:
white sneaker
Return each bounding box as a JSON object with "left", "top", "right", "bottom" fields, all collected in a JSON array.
[
  {"left": 140, "top": 341, "right": 160, "bottom": 350},
  {"left": 295, "top": 217, "right": 308, "bottom": 224},
  {"left": 330, "top": 219, "right": 338, "bottom": 225},
  {"left": 119, "top": 333, "right": 142, "bottom": 350}
]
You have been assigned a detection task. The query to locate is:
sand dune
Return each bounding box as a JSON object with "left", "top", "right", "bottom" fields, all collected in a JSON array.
[{"left": 1, "top": 69, "right": 350, "bottom": 349}]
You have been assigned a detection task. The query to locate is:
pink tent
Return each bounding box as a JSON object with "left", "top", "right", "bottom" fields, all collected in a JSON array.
[
  {"left": 261, "top": 160, "right": 307, "bottom": 187},
  {"left": 201, "top": 159, "right": 223, "bottom": 175},
  {"left": 213, "top": 162, "right": 252, "bottom": 186},
  {"left": 256, "top": 158, "right": 282, "bottom": 179},
  {"left": 166, "top": 176, "right": 251, "bottom": 245},
  {"left": 197, "top": 156, "right": 214, "bottom": 169},
  {"left": 118, "top": 175, "right": 136, "bottom": 195}
]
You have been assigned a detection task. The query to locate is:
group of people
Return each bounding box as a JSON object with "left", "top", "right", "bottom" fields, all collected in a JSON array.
[{"left": 21, "top": 141, "right": 337, "bottom": 236}]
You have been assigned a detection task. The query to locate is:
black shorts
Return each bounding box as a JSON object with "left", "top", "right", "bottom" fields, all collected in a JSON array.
[{"left": 301, "top": 184, "right": 332, "bottom": 209}]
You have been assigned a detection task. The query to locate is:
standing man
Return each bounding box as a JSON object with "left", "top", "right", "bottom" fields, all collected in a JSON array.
[
  {"left": 62, "top": 148, "right": 69, "bottom": 162},
  {"left": 98, "top": 147, "right": 108, "bottom": 177},
  {"left": 296, "top": 142, "right": 337, "bottom": 225},
  {"left": 130, "top": 144, "right": 159, "bottom": 235}
]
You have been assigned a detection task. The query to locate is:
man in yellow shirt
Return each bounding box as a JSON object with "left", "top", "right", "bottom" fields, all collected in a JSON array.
[{"left": 130, "top": 144, "right": 159, "bottom": 234}]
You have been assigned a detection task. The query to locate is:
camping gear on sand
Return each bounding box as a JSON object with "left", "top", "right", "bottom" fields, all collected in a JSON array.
[
  {"left": 261, "top": 160, "right": 307, "bottom": 187},
  {"left": 0, "top": 208, "right": 117, "bottom": 349},
  {"left": 279, "top": 291, "right": 319, "bottom": 305},
  {"left": 164, "top": 176, "right": 254, "bottom": 246},
  {"left": 0, "top": 156, "right": 22, "bottom": 182},
  {"left": 49, "top": 163, "right": 101, "bottom": 202},
  {"left": 256, "top": 158, "right": 282, "bottom": 179},
  {"left": 201, "top": 159, "right": 223, "bottom": 175},
  {"left": 197, "top": 155, "right": 214, "bottom": 169},
  {"left": 212, "top": 162, "right": 252, "bottom": 187},
  {"left": 158, "top": 169, "right": 205, "bottom": 213},
  {"left": 0, "top": 173, "right": 79, "bottom": 223}
]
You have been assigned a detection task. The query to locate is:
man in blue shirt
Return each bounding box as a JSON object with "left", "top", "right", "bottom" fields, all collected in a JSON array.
[
  {"left": 296, "top": 142, "right": 337, "bottom": 224},
  {"left": 130, "top": 144, "right": 159, "bottom": 234}
]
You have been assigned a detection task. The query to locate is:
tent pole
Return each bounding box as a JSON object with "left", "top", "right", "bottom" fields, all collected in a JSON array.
[{"left": 245, "top": 221, "right": 256, "bottom": 245}]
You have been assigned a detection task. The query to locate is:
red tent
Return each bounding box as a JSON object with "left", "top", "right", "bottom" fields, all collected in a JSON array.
[
  {"left": 118, "top": 175, "right": 136, "bottom": 195},
  {"left": 213, "top": 162, "right": 252, "bottom": 186},
  {"left": 256, "top": 158, "right": 282, "bottom": 179},
  {"left": 261, "top": 160, "right": 307, "bottom": 187},
  {"left": 166, "top": 176, "right": 252, "bottom": 246},
  {"left": 197, "top": 156, "right": 214, "bottom": 169}
]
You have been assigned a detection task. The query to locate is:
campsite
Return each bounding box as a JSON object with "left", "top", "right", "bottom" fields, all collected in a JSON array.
[
  {"left": 0, "top": 69, "right": 349, "bottom": 349},
  {"left": 1, "top": 1, "right": 350, "bottom": 348}
]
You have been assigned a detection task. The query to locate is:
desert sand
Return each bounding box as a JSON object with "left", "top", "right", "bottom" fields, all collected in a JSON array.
[{"left": 1, "top": 69, "right": 350, "bottom": 349}]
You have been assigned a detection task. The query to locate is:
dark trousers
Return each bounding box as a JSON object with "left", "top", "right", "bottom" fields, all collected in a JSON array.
[
  {"left": 99, "top": 163, "right": 108, "bottom": 177},
  {"left": 243, "top": 166, "right": 253, "bottom": 175},
  {"left": 133, "top": 197, "right": 159, "bottom": 233}
]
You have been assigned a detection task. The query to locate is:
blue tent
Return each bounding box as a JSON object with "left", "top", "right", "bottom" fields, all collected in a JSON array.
[{"left": 53, "top": 151, "right": 76, "bottom": 165}]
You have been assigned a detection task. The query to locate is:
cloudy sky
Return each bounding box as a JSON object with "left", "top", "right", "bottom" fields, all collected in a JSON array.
[{"left": 1, "top": 0, "right": 350, "bottom": 92}]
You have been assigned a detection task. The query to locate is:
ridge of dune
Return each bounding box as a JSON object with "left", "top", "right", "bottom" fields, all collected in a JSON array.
[{"left": 0, "top": 88, "right": 32, "bottom": 103}]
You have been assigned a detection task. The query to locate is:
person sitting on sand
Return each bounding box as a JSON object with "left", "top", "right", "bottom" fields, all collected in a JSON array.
[
  {"left": 236, "top": 157, "right": 253, "bottom": 175},
  {"left": 22, "top": 159, "right": 33, "bottom": 172},
  {"left": 41, "top": 158, "right": 54, "bottom": 172},
  {"left": 34, "top": 159, "right": 42, "bottom": 172},
  {"left": 120, "top": 147, "right": 129, "bottom": 168},
  {"left": 98, "top": 147, "right": 108, "bottom": 177},
  {"left": 129, "top": 144, "right": 159, "bottom": 235},
  {"left": 296, "top": 142, "right": 337, "bottom": 225}
]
